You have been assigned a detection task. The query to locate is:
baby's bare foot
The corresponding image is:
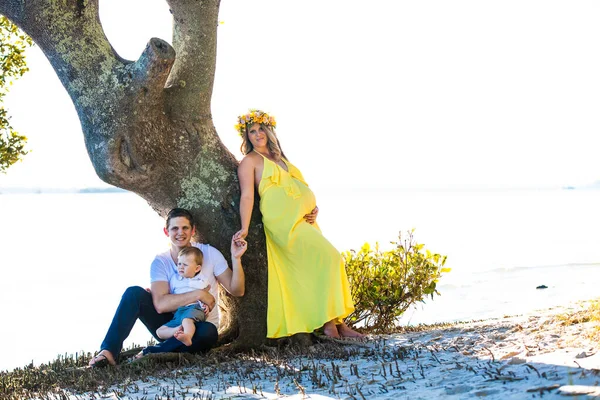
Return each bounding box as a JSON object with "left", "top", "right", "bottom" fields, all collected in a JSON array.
[{"left": 174, "top": 330, "right": 193, "bottom": 346}]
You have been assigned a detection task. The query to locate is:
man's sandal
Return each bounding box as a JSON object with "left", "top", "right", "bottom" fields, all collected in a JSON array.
[{"left": 89, "top": 353, "right": 111, "bottom": 368}]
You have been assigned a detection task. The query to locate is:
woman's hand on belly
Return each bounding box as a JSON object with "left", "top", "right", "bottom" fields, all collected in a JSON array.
[{"left": 303, "top": 206, "right": 319, "bottom": 225}]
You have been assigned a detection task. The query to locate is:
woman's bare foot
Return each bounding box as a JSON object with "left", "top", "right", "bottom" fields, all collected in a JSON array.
[
  {"left": 323, "top": 320, "right": 341, "bottom": 338},
  {"left": 337, "top": 323, "right": 366, "bottom": 339},
  {"left": 174, "top": 330, "right": 193, "bottom": 346},
  {"left": 89, "top": 349, "right": 116, "bottom": 367}
]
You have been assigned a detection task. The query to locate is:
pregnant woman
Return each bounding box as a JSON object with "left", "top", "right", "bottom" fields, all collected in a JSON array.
[{"left": 233, "top": 109, "right": 363, "bottom": 339}]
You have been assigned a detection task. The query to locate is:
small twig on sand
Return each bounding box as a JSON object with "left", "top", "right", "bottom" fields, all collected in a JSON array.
[
  {"left": 526, "top": 384, "right": 560, "bottom": 393},
  {"left": 316, "top": 335, "right": 372, "bottom": 348},
  {"left": 293, "top": 379, "right": 306, "bottom": 396},
  {"left": 356, "top": 385, "right": 367, "bottom": 400},
  {"left": 483, "top": 347, "right": 495, "bottom": 362},
  {"left": 485, "top": 376, "right": 524, "bottom": 382},
  {"left": 525, "top": 363, "right": 541, "bottom": 378},
  {"left": 429, "top": 349, "right": 442, "bottom": 364}
]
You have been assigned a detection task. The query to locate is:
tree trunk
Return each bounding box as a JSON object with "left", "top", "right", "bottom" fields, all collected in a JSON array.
[{"left": 0, "top": 0, "right": 268, "bottom": 347}]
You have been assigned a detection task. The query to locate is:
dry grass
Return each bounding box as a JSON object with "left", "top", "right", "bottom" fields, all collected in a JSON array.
[
  {"left": 0, "top": 339, "right": 364, "bottom": 399},
  {"left": 2, "top": 300, "right": 599, "bottom": 399},
  {"left": 553, "top": 298, "right": 600, "bottom": 341}
]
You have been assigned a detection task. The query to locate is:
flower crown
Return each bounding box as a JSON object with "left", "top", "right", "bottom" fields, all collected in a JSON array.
[{"left": 235, "top": 109, "right": 277, "bottom": 137}]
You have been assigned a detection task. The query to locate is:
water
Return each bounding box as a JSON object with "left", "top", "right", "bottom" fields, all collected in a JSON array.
[
  {"left": 313, "top": 187, "right": 600, "bottom": 326},
  {"left": 0, "top": 188, "right": 599, "bottom": 371},
  {"left": 0, "top": 192, "right": 166, "bottom": 372},
  {"left": 397, "top": 263, "right": 599, "bottom": 326}
]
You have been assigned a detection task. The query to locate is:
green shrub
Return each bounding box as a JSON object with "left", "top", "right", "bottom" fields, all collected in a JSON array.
[{"left": 343, "top": 230, "right": 449, "bottom": 333}]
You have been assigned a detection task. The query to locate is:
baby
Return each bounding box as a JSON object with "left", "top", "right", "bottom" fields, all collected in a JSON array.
[{"left": 156, "top": 246, "right": 209, "bottom": 346}]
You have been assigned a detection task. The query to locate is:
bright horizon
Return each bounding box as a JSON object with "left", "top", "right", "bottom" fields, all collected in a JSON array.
[{"left": 0, "top": 1, "right": 599, "bottom": 192}]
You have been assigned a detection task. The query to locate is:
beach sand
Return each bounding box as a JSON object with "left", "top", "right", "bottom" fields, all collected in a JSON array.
[{"left": 65, "top": 300, "right": 599, "bottom": 399}]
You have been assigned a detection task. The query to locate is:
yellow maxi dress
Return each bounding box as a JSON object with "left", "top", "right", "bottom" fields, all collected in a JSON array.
[{"left": 255, "top": 151, "right": 355, "bottom": 338}]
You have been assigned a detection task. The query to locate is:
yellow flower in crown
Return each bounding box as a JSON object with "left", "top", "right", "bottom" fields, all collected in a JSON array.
[{"left": 235, "top": 109, "right": 277, "bottom": 137}]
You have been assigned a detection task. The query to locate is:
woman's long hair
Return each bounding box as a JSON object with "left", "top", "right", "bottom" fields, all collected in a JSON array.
[{"left": 240, "top": 124, "right": 288, "bottom": 161}]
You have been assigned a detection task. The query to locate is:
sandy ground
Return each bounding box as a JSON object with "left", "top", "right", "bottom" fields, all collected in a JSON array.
[{"left": 64, "top": 300, "right": 599, "bottom": 399}]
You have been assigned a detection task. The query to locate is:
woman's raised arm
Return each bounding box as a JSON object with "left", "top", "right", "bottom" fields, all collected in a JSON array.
[{"left": 234, "top": 157, "right": 255, "bottom": 241}]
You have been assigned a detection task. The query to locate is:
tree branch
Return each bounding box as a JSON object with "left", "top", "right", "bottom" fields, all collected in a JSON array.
[
  {"left": 165, "top": 0, "right": 220, "bottom": 121},
  {"left": 132, "top": 38, "right": 176, "bottom": 106},
  {"left": 0, "top": 0, "right": 26, "bottom": 26},
  {"left": 1, "top": 1, "right": 186, "bottom": 187},
  {"left": 2, "top": 0, "right": 115, "bottom": 102}
]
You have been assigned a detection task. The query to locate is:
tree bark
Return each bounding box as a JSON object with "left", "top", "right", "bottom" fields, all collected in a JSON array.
[{"left": 0, "top": 0, "right": 268, "bottom": 347}]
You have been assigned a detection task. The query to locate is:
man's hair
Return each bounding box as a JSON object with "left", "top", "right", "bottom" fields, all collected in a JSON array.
[
  {"left": 178, "top": 246, "right": 204, "bottom": 267},
  {"left": 166, "top": 208, "right": 196, "bottom": 230}
]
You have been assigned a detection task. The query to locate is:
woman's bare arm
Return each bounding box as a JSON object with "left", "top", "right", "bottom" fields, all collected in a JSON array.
[{"left": 234, "top": 157, "right": 256, "bottom": 240}]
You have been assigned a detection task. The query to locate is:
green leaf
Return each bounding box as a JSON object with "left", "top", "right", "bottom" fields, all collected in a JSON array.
[{"left": 0, "top": 15, "right": 32, "bottom": 172}]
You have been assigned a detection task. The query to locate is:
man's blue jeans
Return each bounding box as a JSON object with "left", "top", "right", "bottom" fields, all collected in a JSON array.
[{"left": 100, "top": 286, "right": 218, "bottom": 361}]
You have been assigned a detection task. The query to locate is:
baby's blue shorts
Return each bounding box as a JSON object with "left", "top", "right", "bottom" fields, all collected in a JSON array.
[{"left": 164, "top": 304, "right": 206, "bottom": 327}]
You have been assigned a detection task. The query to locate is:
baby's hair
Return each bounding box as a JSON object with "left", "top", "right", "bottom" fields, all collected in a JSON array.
[{"left": 178, "top": 246, "right": 204, "bottom": 266}]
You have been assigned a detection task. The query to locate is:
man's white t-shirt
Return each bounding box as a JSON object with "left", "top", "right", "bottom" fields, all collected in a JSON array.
[{"left": 150, "top": 243, "right": 228, "bottom": 328}]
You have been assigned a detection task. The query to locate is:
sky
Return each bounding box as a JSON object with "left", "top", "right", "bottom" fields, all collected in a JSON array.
[{"left": 1, "top": 0, "right": 599, "bottom": 191}]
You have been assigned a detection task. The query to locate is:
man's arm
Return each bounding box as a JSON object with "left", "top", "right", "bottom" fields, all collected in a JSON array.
[
  {"left": 150, "top": 281, "right": 215, "bottom": 314},
  {"left": 216, "top": 237, "right": 247, "bottom": 297}
]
